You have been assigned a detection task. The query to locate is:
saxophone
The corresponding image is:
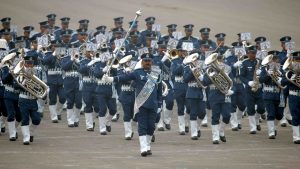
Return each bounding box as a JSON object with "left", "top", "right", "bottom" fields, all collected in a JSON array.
[{"left": 251, "top": 59, "right": 261, "bottom": 92}]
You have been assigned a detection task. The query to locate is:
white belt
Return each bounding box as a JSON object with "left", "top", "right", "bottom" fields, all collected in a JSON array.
[
  {"left": 48, "top": 70, "right": 62, "bottom": 75},
  {"left": 35, "top": 66, "right": 42, "bottom": 71},
  {"left": 121, "top": 85, "right": 134, "bottom": 92},
  {"left": 175, "top": 76, "right": 184, "bottom": 83},
  {"left": 65, "top": 71, "right": 79, "bottom": 77},
  {"left": 289, "top": 90, "right": 300, "bottom": 96},
  {"left": 4, "top": 85, "right": 19, "bottom": 93},
  {"left": 19, "top": 93, "right": 36, "bottom": 100},
  {"left": 234, "top": 78, "right": 242, "bottom": 84},
  {"left": 188, "top": 82, "right": 199, "bottom": 88},
  {"left": 210, "top": 84, "right": 217, "bottom": 90},
  {"left": 263, "top": 85, "right": 280, "bottom": 93},
  {"left": 97, "top": 79, "right": 112, "bottom": 85},
  {"left": 83, "top": 77, "right": 94, "bottom": 83}
]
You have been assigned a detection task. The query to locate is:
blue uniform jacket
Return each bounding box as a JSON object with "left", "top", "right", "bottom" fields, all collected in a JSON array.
[
  {"left": 78, "top": 58, "right": 97, "bottom": 92},
  {"left": 171, "top": 57, "right": 187, "bottom": 91},
  {"left": 117, "top": 68, "right": 135, "bottom": 104},
  {"left": 259, "top": 67, "right": 281, "bottom": 101},
  {"left": 94, "top": 61, "right": 117, "bottom": 96},
  {"left": 42, "top": 52, "right": 63, "bottom": 85},
  {"left": 183, "top": 65, "right": 204, "bottom": 99}
]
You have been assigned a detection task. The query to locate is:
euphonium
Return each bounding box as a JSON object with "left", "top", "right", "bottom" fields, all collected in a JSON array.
[
  {"left": 283, "top": 57, "right": 300, "bottom": 88},
  {"left": 183, "top": 53, "right": 206, "bottom": 88},
  {"left": 205, "top": 53, "right": 233, "bottom": 94},
  {"left": 13, "top": 60, "right": 49, "bottom": 99},
  {"left": 262, "top": 54, "right": 286, "bottom": 89}
]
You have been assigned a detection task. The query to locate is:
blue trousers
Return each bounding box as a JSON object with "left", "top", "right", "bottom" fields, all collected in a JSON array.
[
  {"left": 264, "top": 100, "right": 283, "bottom": 121},
  {"left": 211, "top": 102, "right": 231, "bottom": 125},
  {"left": 19, "top": 98, "right": 40, "bottom": 126},
  {"left": 231, "top": 85, "right": 246, "bottom": 112},
  {"left": 187, "top": 98, "right": 206, "bottom": 120},
  {"left": 289, "top": 95, "right": 300, "bottom": 126},
  {"left": 4, "top": 98, "right": 21, "bottom": 122},
  {"left": 174, "top": 89, "right": 188, "bottom": 116},
  {"left": 163, "top": 89, "right": 174, "bottom": 110},
  {"left": 245, "top": 90, "right": 265, "bottom": 116},
  {"left": 82, "top": 91, "right": 99, "bottom": 113},
  {"left": 97, "top": 94, "right": 116, "bottom": 117},
  {"left": 136, "top": 107, "right": 156, "bottom": 136},
  {"left": 48, "top": 84, "right": 65, "bottom": 105},
  {"left": 121, "top": 102, "right": 134, "bottom": 122},
  {"left": 64, "top": 78, "right": 82, "bottom": 109}
]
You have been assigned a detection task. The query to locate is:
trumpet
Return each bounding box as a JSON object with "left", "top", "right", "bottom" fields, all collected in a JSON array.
[{"left": 205, "top": 53, "right": 233, "bottom": 94}]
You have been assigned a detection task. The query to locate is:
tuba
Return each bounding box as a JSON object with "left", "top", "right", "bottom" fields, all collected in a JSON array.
[
  {"left": 283, "top": 57, "right": 300, "bottom": 88},
  {"left": 205, "top": 53, "right": 233, "bottom": 94},
  {"left": 262, "top": 54, "right": 286, "bottom": 89},
  {"left": 183, "top": 53, "right": 206, "bottom": 88},
  {"left": 13, "top": 60, "right": 49, "bottom": 99}
]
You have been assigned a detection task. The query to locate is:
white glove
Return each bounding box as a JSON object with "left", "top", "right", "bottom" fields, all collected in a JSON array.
[
  {"left": 256, "top": 69, "right": 262, "bottom": 75},
  {"left": 87, "top": 60, "right": 96, "bottom": 67},
  {"left": 162, "top": 89, "right": 169, "bottom": 97},
  {"left": 226, "top": 89, "right": 234, "bottom": 96},
  {"left": 75, "top": 58, "right": 80, "bottom": 64},
  {"left": 102, "top": 74, "right": 113, "bottom": 83},
  {"left": 209, "top": 72, "right": 215, "bottom": 77},
  {"left": 161, "top": 52, "right": 170, "bottom": 62},
  {"left": 233, "top": 61, "right": 242, "bottom": 68},
  {"left": 102, "top": 66, "right": 108, "bottom": 73},
  {"left": 37, "top": 45, "right": 43, "bottom": 52},
  {"left": 157, "top": 108, "right": 162, "bottom": 114},
  {"left": 267, "top": 70, "right": 274, "bottom": 75},
  {"left": 277, "top": 77, "right": 282, "bottom": 84},
  {"left": 248, "top": 81, "right": 255, "bottom": 87},
  {"left": 125, "top": 67, "right": 131, "bottom": 72},
  {"left": 198, "top": 74, "right": 204, "bottom": 81}
]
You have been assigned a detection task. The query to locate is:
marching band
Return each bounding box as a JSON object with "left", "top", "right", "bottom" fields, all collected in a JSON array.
[{"left": 0, "top": 11, "right": 299, "bottom": 157}]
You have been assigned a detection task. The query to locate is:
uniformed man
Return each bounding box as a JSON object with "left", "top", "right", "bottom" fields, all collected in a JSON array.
[
  {"left": 259, "top": 50, "right": 284, "bottom": 139},
  {"left": 53, "top": 17, "right": 71, "bottom": 41},
  {"left": 31, "top": 21, "right": 49, "bottom": 40},
  {"left": 254, "top": 36, "right": 267, "bottom": 61},
  {"left": 128, "top": 20, "right": 139, "bottom": 33},
  {"left": 198, "top": 27, "right": 217, "bottom": 50},
  {"left": 1, "top": 52, "right": 21, "bottom": 141},
  {"left": 239, "top": 45, "right": 265, "bottom": 134},
  {"left": 113, "top": 17, "right": 125, "bottom": 35},
  {"left": 18, "top": 51, "right": 42, "bottom": 145},
  {"left": 139, "top": 17, "right": 157, "bottom": 46},
  {"left": 224, "top": 42, "right": 246, "bottom": 130},
  {"left": 127, "top": 31, "right": 141, "bottom": 58},
  {"left": 0, "top": 29, "right": 15, "bottom": 50},
  {"left": 281, "top": 51, "right": 300, "bottom": 144},
  {"left": 202, "top": 53, "right": 234, "bottom": 144},
  {"left": 215, "top": 33, "right": 229, "bottom": 55},
  {"left": 71, "top": 28, "right": 88, "bottom": 48},
  {"left": 104, "top": 53, "right": 163, "bottom": 157},
  {"left": 23, "top": 26, "right": 34, "bottom": 49},
  {"left": 178, "top": 24, "right": 199, "bottom": 50},
  {"left": 47, "top": 14, "right": 59, "bottom": 34},
  {"left": 1, "top": 17, "right": 16, "bottom": 41},
  {"left": 279, "top": 36, "right": 292, "bottom": 65},
  {"left": 161, "top": 24, "right": 177, "bottom": 42},
  {"left": 71, "top": 19, "right": 89, "bottom": 43}
]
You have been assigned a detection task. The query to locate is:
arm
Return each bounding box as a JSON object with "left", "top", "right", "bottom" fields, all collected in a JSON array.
[
  {"left": 42, "top": 53, "right": 55, "bottom": 65},
  {"left": 60, "top": 57, "right": 73, "bottom": 71},
  {"left": 157, "top": 79, "right": 163, "bottom": 108},
  {"left": 259, "top": 67, "right": 271, "bottom": 83},
  {"left": 183, "top": 65, "right": 194, "bottom": 83},
  {"left": 239, "top": 62, "right": 250, "bottom": 87}
]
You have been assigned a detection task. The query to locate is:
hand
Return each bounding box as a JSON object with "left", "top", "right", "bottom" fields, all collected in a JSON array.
[
  {"left": 157, "top": 108, "right": 162, "bottom": 114},
  {"left": 161, "top": 52, "right": 169, "bottom": 62},
  {"left": 277, "top": 77, "right": 282, "bottom": 84},
  {"left": 102, "top": 74, "right": 113, "bottom": 83},
  {"left": 37, "top": 45, "right": 43, "bottom": 52},
  {"left": 248, "top": 81, "right": 254, "bottom": 87},
  {"left": 198, "top": 74, "right": 204, "bottom": 81},
  {"left": 267, "top": 70, "right": 274, "bottom": 75},
  {"left": 102, "top": 66, "right": 108, "bottom": 73},
  {"left": 233, "top": 61, "right": 242, "bottom": 68},
  {"left": 125, "top": 67, "right": 131, "bottom": 72},
  {"left": 226, "top": 89, "right": 234, "bottom": 96},
  {"left": 256, "top": 69, "right": 262, "bottom": 75},
  {"left": 209, "top": 72, "right": 216, "bottom": 77},
  {"left": 87, "top": 60, "right": 96, "bottom": 67},
  {"left": 75, "top": 58, "right": 80, "bottom": 64}
]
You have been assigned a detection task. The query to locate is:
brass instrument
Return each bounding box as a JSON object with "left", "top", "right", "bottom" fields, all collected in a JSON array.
[
  {"left": 251, "top": 59, "right": 261, "bottom": 92},
  {"left": 13, "top": 60, "right": 49, "bottom": 99},
  {"left": 283, "top": 57, "right": 300, "bottom": 88},
  {"left": 162, "top": 81, "right": 169, "bottom": 96},
  {"left": 262, "top": 54, "right": 286, "bottom": 89},
  {"left": 205, "top": 53, "right": 233, "bottom": 94},
  {"left": 183, "top": 53, "right": 206, "bottom": 88},
  {"left": 1, "top": 52, "right": 20, "bottom": 70}
]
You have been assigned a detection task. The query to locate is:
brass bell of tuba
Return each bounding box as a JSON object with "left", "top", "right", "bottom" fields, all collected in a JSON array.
[
  {"left": 283, "top": 57, "right": 300, "bottom": 88},
  {"left": 13, "top": 60, "right": 49, "bottom": 99},
  {"left": 262, "top": 54, "right": 286, "bottom": 89},
  {"left": 205, "top": 53, "right": 233, "bottom": 94}
]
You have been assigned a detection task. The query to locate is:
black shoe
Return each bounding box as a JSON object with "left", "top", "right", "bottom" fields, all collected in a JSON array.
[
  {"left": 287, "top": 119, "right": 292, "bottom": 125},
  {"left": 294, "top": 140, "right": 300, "bottom": 144},
  {"left": 238, "top": 124, "right": 242, "bottom": 129},
  {"left": 111, "top": 114, "right": 120, "bottom": 122},
  {"left": 256, "top": 125, "right": 261, "bottom": 131},
  {"left": 275, "top": 130, "right": 277, "bottom": 136},
  {"left": 165, "top": 123, "right": 171, "bottom": 130},
  {"left": 23, "top": 141, "right": 30, "bottom": 145},
  {"left": 52, "top": 120, "right": 58, "bottom": 123},
  {"left": 220, "top": 136, "right": 226, "bottom": 142},
  {"left": 197, "top": 130, "right": 201, "bottom": 137},
  {"left": 157, "top": 127, "right": 164, "bottom": 131},
  {"left": 93, "top": 122, "right": 95, "bottom": 130},
  {"left": 250, "top": 131, "right": 257, "bottom": 134},
  {"left": 269, "top": 135, "right": 276, "bottom": 139},
  {"left": 261, "top": 114, "right": 266, "bottom": 120},
  {"left": 40, "top": 113, "right": 43, "bottom": 118},
  {"left": 106, "top": 125, "right": 111, "bottom": 132},
  {"left": 16, "top": 132, "right": 18, "bottom": 139},
  {"left": 9, "top": 137, "right": 16, "bottom": 141},
  {"left": 74, "top": 122, "right": 79, "bottom": 127},
  {"left": 201, "top": 123, "right": 208, "bottom": 127},
  {"left": 1, "top": 127, "right": 5, "bottom": 133},
  {"left": 30, "top": 136, "right": 34, "bottom": 142},
  {"left": 185, "top": 126, "right": 189, "bottom": 133},
  {"left": 80, "top": 111, "right": 84, "bottom": 115},
  {"left": 141, "top": 151, "right": 148, "bottom": 157},
  {"left": 179, "top": 131, "right": 185, "bottom": 135},
  {"left": 100, "top": 131, "right": 107, "bottom": 135},
  {"left": 87, "top": 128, "right": 94, "bottom": 132},
  {"left": 191, "top": 136, "right": 198, "bottom": 140},
  {"left": 232, "top": 127, "right": 238, "bottom": 131},
  {"left": 281, "top": 123, "right": 287, "bottom": 127},
  {"left": 151, "top": 135, "right": 155, "bottom": 142},
  {"left": 57, "top": 115, "right": 62, "bottom": 120},
  {"left": 147, "top": 150, "right": 152, "bottom": 155},
  {"left": 68, "top": 124, "right": 75, "bottom": 128},
  {"left": 213, "top": 140, "right": 219, "bottom": 144}
]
